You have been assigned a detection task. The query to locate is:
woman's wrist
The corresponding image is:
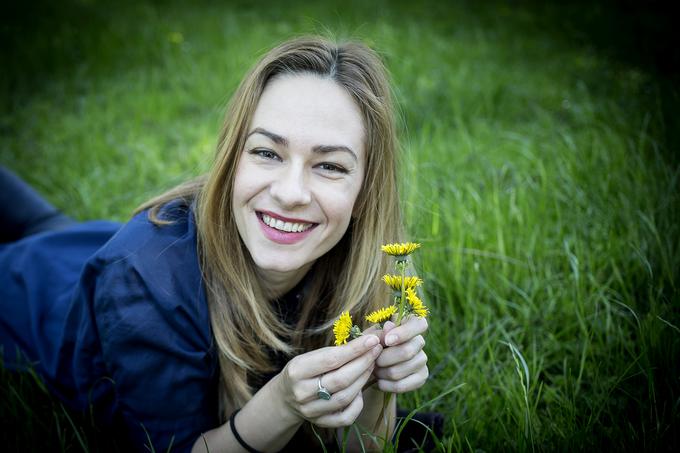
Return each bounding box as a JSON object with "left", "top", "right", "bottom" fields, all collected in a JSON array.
[
  {"left": 192, "top": 374, "right": 304, "bottom": 453},
  {"left": 268, "top": 370, "right": 306, "bottom": 427},
  {"left": 237, "top": 373, "right": 304, "bottom": 451}
]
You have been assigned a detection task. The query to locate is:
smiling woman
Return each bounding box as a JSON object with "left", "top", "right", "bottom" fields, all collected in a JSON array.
[{"left": 0, "top": 36, "right": 436, "bottom": 452}]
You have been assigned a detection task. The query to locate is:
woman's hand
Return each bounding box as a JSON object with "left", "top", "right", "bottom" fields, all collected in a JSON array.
[
  {"left": 277, "top": 334, "right": 383, "bottom": 428},
  {"left": 373, "top": 316, "right": 429, "bottom": 393}
]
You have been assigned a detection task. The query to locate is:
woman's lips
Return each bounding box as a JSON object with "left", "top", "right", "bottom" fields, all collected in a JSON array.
[
  {"left": 256, "top": 211, "right": 318, "bottom": 245},
  {"left": 258, "top": 210, "right": 314, "bottom": 224}
]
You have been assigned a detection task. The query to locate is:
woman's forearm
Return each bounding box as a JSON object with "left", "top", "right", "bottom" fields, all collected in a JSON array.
[
  {"left": 192, "top": 374, "right": 303, "bottom": 453},
  {"left": 340, "top": 384, "right": 396, "bottom": 452}
]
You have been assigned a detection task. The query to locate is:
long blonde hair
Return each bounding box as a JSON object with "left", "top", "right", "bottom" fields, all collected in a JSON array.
[{"left": 137, "top": 36, "right": 402, "bottom": 418}]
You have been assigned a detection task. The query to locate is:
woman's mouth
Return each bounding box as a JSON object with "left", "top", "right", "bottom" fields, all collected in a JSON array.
[
  {"left": 256, "top": 211, "right": 318, "bottom": 244},
  {"left": 260, "top": 213, "right": 315, "bottom": 232}
]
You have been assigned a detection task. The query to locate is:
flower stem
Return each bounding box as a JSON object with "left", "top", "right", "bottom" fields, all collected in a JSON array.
[
  {"left": 373, "top": 391, "right": 393, "bottom": 442},
  {"left": 375, "top": 260, "right": 406, "bottom": 437},
  {"left": 396, "top": 260, "right": 407, "bottom": 323}
]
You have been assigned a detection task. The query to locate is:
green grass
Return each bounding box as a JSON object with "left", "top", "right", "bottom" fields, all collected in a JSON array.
[{"left": 1, "top": 0, "right": 678, "bottom": 451}]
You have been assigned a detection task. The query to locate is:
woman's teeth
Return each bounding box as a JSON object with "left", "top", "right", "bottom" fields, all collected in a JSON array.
[{"left": 261, "top": 214, "right": 313, "bottom": 233}]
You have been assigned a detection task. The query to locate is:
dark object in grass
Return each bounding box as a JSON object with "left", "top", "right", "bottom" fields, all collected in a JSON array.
[
  {"left": 394, "top": 409, "right": 445, "bottom": 453},
  {"left": 0, "top": 166, "right": 75, "bottom": 243}
]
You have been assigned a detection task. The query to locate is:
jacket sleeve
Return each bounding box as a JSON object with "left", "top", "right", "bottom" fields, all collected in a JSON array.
[{"left": 91, "top": 245, "right": 219, "bottom": 452}]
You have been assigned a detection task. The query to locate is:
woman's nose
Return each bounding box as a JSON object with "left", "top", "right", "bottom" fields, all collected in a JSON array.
[{"left": 269, "top": 164, "right": 312, "bottom": 208}]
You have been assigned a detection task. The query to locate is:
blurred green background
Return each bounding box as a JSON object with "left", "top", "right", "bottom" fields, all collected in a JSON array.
[{"left": 1, "top": 0, "right": 678, "bottom": 451}]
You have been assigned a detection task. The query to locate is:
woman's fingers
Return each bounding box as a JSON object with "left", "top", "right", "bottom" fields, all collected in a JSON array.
[
  {"left": 376, "top": 365, "right": 429, "bottom": 394},
  {"left": 286, "top": 334, "right": 380, "bottom": 380},
  {"left": 292, "top": 343, "right": 381, "bottom": 405},
  {"left": 312, "top": 389, "right": 365, "bottom": 428},
  {"left": 299, "top": 365, "right": 374, "bottom": 418},
  {"left": 374, "top": 350, "right": 427, "bottom": 381},
  {"left": 376, "top": 334, "right": 425, "bottom": 368},
  {"left": 362, "top": 324, "right": 386, "bottom": 345},
  {"left": 383, "top": 316, "right": 428, "bottom": 347},
  {"left": 315, "top": 344, "right": 382, "bottom": 395}
]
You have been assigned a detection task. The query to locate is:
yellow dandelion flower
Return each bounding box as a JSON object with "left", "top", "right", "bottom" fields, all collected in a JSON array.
[
  {"left": 382, "top": 274, "right": 424, "bottom": 291},
  {"left": 366, "top": 305, "right": 398, "bottom": 324},
  {"left": 333, "top": 311, "right": 353, "bottom": 345},
  {"left": 406, "top": 287, "right": 429, "bottom": 318},
  {"left": 381, "top": 242, "right": 421, "bottom": 257}
]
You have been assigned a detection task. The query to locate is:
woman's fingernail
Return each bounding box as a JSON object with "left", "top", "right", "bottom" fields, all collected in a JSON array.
[
  {"left": 372, "top": 345, "right": 382, "bottom": 357},
  {"left": 386, "top": 334, "right": 398, "bottom": 345},
  {"left": 365, "top": 336, "right": 379, "bottom": 347}
]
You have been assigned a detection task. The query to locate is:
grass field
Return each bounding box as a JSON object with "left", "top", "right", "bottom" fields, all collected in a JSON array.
[{"left": 1, "top": 0, "right": 679, "bottom": 451}]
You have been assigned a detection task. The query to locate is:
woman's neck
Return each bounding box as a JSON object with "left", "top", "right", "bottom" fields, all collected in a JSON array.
[{"left": 255, "top": 263, "right": 313, "bottom": 300}]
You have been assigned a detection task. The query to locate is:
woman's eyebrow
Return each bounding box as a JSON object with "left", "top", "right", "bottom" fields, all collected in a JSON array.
[
  {"left": 312, "top": 145, "right": 358, "bottom": 162},
  {"left": 248, "top": 127, "right": 288, "bottom": 146},
  {"left": 247, "top": 127, "right": 358, "bottom": 162}
]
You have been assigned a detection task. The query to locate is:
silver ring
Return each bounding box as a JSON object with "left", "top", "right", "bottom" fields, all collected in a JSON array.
[{"left": 317, "top": 376, "right": 332, "bottom": 400}]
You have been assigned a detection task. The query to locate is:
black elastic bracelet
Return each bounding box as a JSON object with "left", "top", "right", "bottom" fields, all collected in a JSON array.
[{"left": 229, "top": 408, "right": 263, "bottom": 453}]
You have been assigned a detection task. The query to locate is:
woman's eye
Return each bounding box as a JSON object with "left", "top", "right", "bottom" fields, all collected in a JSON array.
[
  {"left": 250, "top": 148, "right": 280, "bottom": 161},
  {"left": 317, "top": 163, "right": 348, "bottom": 174}
]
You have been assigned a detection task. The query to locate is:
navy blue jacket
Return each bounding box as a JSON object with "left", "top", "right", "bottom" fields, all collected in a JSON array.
[{"left": 1, "top": 200, "right": 220, "bottom": 451}]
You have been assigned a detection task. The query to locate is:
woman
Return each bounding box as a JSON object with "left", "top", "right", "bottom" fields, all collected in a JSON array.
[{"left": 0, "top": 36, "right": 432, "bottom": 451}]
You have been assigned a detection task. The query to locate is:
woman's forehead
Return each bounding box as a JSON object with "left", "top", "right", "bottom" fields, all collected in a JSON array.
[{"left": 249, "top": 74, "right": 365, "bottom": 157}]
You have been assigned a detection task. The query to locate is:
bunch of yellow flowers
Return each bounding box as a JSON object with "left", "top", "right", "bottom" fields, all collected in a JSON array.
[
  {"left": 331, "top": 242, "right": 429, "bottom": 439},
  {"left": 332, "top": 242, "right": 428, "bottom": 345}
]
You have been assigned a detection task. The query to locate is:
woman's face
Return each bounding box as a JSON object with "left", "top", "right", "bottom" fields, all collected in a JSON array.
[{"left": 232, "top": 73, "right": 366, "bottom": 279}]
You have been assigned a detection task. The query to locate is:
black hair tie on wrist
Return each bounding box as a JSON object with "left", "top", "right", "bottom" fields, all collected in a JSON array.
[{"left": 229, "top": 408, "right": 264, "bottom": 453}]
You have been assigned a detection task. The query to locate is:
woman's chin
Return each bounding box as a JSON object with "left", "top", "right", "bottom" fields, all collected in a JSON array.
[{"left": 252, "top": 256, "right": 313, "bottom": 276}]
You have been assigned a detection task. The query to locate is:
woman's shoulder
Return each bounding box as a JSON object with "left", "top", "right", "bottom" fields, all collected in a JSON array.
[
  {"left": 96, "top": 198, "right": 196, "bottom": 262},
  {"left": 87, "top": 198, "right": 205, "bottom": 316}
]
